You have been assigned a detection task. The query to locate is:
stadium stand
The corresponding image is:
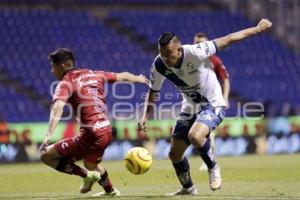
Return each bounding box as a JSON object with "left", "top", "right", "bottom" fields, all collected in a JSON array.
[
  {"left": 0, "top": 83, "right": 48, "bottom": 122},
  {"left": 0, "top": 7, "right": 299, "bottom": 122},
  {"left": 0, "top": 9, "right": 152, "bottom": 121},
  {"left": 0, "top": 0, "right": 214, "bottom": 4},
  {"left": 110, "top": 10, "right": 300, "bottom": 112}
]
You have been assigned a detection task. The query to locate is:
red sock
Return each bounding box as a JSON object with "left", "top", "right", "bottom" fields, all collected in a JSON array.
[
  {"left": 98, "top": 170, "right": 113, "bottom": 193},
  {"left": 55, "top": 157, "right": 87, "bottom": 178}
]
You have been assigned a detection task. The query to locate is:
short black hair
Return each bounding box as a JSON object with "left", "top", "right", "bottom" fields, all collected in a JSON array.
[
  {"left": 49, "top": 48, "right": 75, "bottom": 64},
  {"left": 195, "top": 32, "right": 208, "bottom": 39},
  {"left": 158, "top": 32, "right": 179, "bottom": 46}
]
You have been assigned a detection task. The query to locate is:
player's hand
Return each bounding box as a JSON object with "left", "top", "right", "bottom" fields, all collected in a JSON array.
[
  {"left": 138, "top": 118, "right": 148, "bottom": 132},
  {"left": 40, "top": 137, "right": 50, "bottom": 155},
  {"left": 256, "top": 19, "right": 272, "bottom": 32},
  {"left": 136, "top": 74, "right": 150, "bottom": 85},
  {"left": 224, "top": 98, "right": 230, "bottom": 109}
]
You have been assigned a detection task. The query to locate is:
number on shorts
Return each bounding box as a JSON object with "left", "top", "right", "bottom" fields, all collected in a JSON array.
[{"left": 61, "top": 142, "right": 69, "bottom": 149}]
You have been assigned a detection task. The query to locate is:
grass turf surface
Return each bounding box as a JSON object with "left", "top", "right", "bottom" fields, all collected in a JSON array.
[{"left": 0, "top": 154, "right": 300, "bottom": 199}]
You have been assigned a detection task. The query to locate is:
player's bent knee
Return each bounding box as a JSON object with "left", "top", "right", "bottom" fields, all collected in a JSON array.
[
  {"left": 188, "top": 131, "right": 206, "bottom": 146},
  {"left": 188, "top": 133, "right": 196, "bottom": 145},
  {"left": 40, "top": 145, "right": 61, "bottom": 166},
  {"left": 40, "top": 151, "right": 51, "bottom": 165}
]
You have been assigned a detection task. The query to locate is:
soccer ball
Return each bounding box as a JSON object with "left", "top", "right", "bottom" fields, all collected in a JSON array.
[{"left": 124, "top": 147, "right": 152, "bottom": 175}]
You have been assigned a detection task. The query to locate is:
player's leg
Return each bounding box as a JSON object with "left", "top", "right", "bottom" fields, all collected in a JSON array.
[
  {"left": 199, "top": 131, "right": 216, "bottom": 171},
  {"left": 166, "top": 113, "right": 198, "bottom": 196},
  {"left": 210, "top": 131, "right": 216, "bottom": 153},
  {"left": 83, "top": 131, "right": 120, "bottom": 197},
  {"left": 189, "top": 122, "right": 216, "bottom": 168},
  {"left": 83, "top": 159, "right": 113, "bottom": 193},
  {"left": 188, "top": 106, "right": 225, "bottom": 190},
  {"left": 84, "top": 160, "right": 120, "bottom": 197},
  {"left": 84, "top": 161, "right": 108, "bottom": 189},
  {"left": 166, "top": 138, "right": 198, "bottom": 196},
  {"left": 40, "top": 137, "right": 88, "bottom": 179}
]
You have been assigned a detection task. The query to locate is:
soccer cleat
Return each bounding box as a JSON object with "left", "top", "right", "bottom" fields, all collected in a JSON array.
[
  {"left": 91, "top": 187, "right": 121, "bottom": 197},
  {"left": 79, "top": 171, "right": 101, "bottom": 194},
  {"left": 199, "top": 163, "right": 208, "bottom": 171},
  {"left": 208, "top": 165, "right": 222, "bottom": 191},
  {"left": 165, "top": 185, "right": 198, "bottom": 196}
]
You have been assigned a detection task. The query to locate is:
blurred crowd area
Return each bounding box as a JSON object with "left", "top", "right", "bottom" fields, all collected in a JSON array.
[{"left": 1, "top": 116, "right": 300, "bottom": 162}]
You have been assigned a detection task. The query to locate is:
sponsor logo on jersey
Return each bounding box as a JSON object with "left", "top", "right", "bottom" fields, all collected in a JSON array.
[
  {"left": 177, "top": 84, "right": 201, "bottom": 92},
  {"left": 93, "top": 120, "right": 110, "bottom": 130},
  {"left": 79, "top": 80, "right": 97, "bottom": 87}
]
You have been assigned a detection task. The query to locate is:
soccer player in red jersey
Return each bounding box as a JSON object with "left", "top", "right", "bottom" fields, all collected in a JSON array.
[
  {"left": 40, "top": 48, "right": 149, "bottom": 197},
  {"left": 193, "top": 33, "right": 231, "bottom": 171}
]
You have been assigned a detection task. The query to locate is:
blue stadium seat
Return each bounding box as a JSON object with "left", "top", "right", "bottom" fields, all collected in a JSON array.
[
  {"left": 0, "top": 8, "right": 299, "bottom": 122},
  {"left": 109, "top": 10, "right": 300, "bottom": 115},
  {"left": 0, "top": 84, "right": 49, "bottom": 122}
]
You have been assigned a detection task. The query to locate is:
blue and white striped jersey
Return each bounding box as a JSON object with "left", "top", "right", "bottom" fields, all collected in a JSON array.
[{"left": 149, "top": 41, "right": 226, "bottom": 114}]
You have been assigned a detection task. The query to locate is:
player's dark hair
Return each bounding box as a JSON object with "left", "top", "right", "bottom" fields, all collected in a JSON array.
[
  {"left": 49, "top": 48, "right": 75, "bottom": 65},
  {"left": 158, "top": 32, "right": 180, "bottom": 46},
  {"left": 195, "top": 32, "right": 208, "bottom": 39}
]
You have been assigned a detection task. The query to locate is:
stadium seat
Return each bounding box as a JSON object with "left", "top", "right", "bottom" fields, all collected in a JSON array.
[{"left": 0, "top": 8, "right": 299, "bottom": 122}]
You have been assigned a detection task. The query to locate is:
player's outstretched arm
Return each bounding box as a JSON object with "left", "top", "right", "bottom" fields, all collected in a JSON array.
[
  {"left": 222, "top": 78, "right": 230, "bottom": 108},
  {"left": 40, "top": 100, "right": 65, "bottom": 154},
  {"left": 214, "top": 19, "right": 272, "bottom": 50},
  {"left": 116, "top": 72, "right": 149, "bottom": 84},
  {"left": 138, "top": 90, "right": 157, "bottom": 132}
]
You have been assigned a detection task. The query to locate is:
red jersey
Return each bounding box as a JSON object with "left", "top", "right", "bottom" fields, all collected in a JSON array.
[
  {"left": 210, "top": 55, "right": 229, "bottom": 80},
  {"left": 53, "top": 68, "right": 116, "bottom": 130}
]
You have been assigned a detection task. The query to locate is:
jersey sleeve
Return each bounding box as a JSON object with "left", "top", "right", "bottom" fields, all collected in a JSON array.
[
  {"left": 149, "top": 64, "right": 166, "bottom": 91},
  {"left": 52, "top": 80, "right": 73, "bottom": 102},
  {"left": 187, "top": 41, "right": 218, "bottom": 60},
  {"left": 210, "top": 55, "right": 229, "bottom": 80},
  {"left": 95, "top": 70, "right": 117, "bottom": 83}
]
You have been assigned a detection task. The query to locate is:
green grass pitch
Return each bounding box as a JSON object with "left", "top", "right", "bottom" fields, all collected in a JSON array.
[{"left": 1, "top": 154, "right": 300, "bottom": 199}]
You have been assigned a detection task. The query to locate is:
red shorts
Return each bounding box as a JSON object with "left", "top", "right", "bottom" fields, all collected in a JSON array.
[{"left": 54, "top": 127, "right": 112, "bottom": 164}]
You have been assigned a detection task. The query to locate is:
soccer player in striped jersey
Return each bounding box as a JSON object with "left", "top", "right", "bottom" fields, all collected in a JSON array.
[
  {"left": 193, "top": 32, "right": 231, "bottom": 171},
  {"left": 138, "top": 19, "right": 272, "bottom": 195}
]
